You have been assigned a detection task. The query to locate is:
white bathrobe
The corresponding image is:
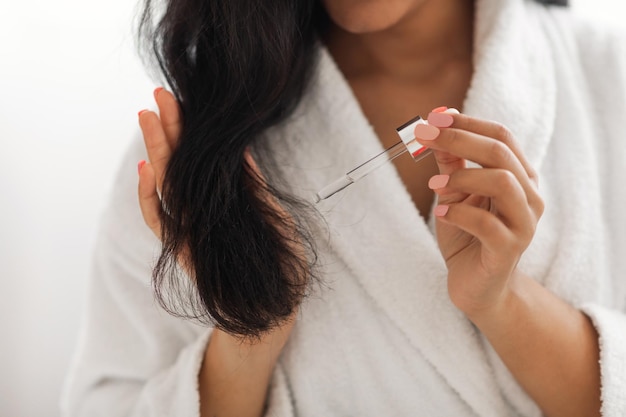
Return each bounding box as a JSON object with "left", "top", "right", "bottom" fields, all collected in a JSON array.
[{"left": 62, "top": 0, "right": 626, "bottom": 415}]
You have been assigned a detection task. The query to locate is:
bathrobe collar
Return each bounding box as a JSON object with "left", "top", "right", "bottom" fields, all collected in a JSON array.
[{"left": 266, "top": 0, "right": 556, "bottom": 414}]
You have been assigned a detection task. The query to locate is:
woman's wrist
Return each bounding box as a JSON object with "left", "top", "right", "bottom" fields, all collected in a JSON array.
[
  {"left": 199, "top": 316, "right": 297, "bottom": 417},
  {"left": 459, "top": 270, "right": 527, "bottom": 330},
  {"left": 459, "top": 271, "right": 601, "bottom": 417}
]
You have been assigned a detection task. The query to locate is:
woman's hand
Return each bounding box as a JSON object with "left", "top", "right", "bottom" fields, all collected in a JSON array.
[
  {"left": 416, "top": 110, "right": 601, "bottom": 417},
  {"left": 414, "top": 110, "right": 545, "bottom": 318}
]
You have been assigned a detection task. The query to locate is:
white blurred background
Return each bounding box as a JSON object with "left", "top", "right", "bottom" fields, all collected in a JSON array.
[{"left": 0, "top": 0, "right": 623, "bottom": 416}]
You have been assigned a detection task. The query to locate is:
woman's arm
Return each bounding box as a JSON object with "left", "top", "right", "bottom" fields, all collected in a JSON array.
[
  {"left": 416, "top": 111, "right": 601, "bottom": 417},
  {"left": 469, "top": 273, "right": 601, "bottom": 417},
  {"left": 199, "top": 322, "right": 294, "bottom": 417}
]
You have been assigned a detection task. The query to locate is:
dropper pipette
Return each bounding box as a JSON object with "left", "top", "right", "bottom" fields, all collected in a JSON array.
[
  {"left": 315, "top": 115, "right": 432, "bottom": 203},
  {"left": 314, "top": 140, "right": 432, "bottom": 202}
]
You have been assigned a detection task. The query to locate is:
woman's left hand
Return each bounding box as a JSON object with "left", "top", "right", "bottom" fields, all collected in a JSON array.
[{"left": 414, "top": 111, "right": 544, "bottom": 318}]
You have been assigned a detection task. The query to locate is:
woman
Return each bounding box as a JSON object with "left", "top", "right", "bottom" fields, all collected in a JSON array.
[{"left": 63, "top": 0, "right": 626, "bottom": 416}]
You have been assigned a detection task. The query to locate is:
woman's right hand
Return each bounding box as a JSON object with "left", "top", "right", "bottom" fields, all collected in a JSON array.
[{"left": 137, "top": 88, "right": 297, "bottom": 417}]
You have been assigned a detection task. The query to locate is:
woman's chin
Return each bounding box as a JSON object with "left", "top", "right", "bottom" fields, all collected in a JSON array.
[{"left": 323, "top": 0, "right": 418, "bottom": 34}]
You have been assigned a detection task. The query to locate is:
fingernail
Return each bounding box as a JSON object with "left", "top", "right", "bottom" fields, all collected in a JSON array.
[
  {"left": 445, "top": 108, "right": 460, "bottom": 114},
  {"left": 428, "top": 174, "right": 450, "bottom": 190},
  {"left": 153, "top": 87, "right": 164, "bottom": 100},
  {"left": 138, "top": 160, "right": 146, "bottom": 175},
  {"left": 434, "top": 205, "right": 450, "bottom": 217},
  {"left": 138, "top": 109, "right": 149, "bottom": 117},
  {"left": 432, "top": 106, "right": 448, "bottom": 113},
  {"left": 428, "top": 112, "right": 454, "bottom": 128},
  {"left": 414, "top": 124, "right": 440, "bottom": 141}
]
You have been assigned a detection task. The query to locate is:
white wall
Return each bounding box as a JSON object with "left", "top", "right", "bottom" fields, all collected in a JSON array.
[
  {"left": 0, "top": 0, "right": 153, "bottom": 415},
  {"left": 0, "top": 1, "right": 623, "bottom": 416}
]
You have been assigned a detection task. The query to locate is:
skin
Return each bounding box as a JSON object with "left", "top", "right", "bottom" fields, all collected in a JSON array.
[{"left": 137, "top": 0, "right": 602, "bottom": 416}]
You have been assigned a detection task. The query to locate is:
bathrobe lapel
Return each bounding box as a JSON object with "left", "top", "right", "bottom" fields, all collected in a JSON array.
[
  {"left": 266, "top": 0, "right": 556, "bottom": 415},
  {"left": 465, "top": 0, "right": 557, "bottom": 169}
]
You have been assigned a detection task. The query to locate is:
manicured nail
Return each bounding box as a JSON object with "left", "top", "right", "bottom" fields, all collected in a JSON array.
[
  {"left": 138, "top": 109, "right": 149, "bottom": 117},
  {"left": 153, "top": 87, "right": 164, "bottom": 100},
  {"left": 434, "top": 205, "right": 450, "bottom": 217},
  {"left": 428, "top": 174, "right": 450, "bottom": 190},
  {"left": 428, "top": 112, "right": 454, "bottom": 128},
  {"left": 414, "top": 124, "right": 440, "bottom": 141},
  {"left": 432, "top": 106, "right": 448, "bottom": 113},
  {"left": 138, "top": 160, "right": 146, "bottom": 174}
]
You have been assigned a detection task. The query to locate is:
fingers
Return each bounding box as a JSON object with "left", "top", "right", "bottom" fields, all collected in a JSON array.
[
  {"left": 138, "top": 161, "right": 162, "bottom": 238},
  {"left": 441, "top": 113, "right": 539, "bottom": 185},
  {"left": 137, "top": 88, "right": 178, "bottom": 241},
  {"left": 138, "top": 160, "right": 195, "bottom": 273},
  {"left": 429, "top": 169, "right": 536, "bottom": 237},
  {"left": 418, "top": 112, "right": 543, "bottom": 217},
  {"left": 426, "top": 112, "right": 538, "bottom": 185},
  {"left": 418, "top": 123, "right": 528, "bottom": 185},
  {"left": 154, "top": 87, "right": 182, "bottom": 150},
  {"left": 420, "top": 109, "right": 544, "bottom": 256},
  {"left": 429, "top": 149, "right": 469, "bottom": 204},
  {"left": 138, "top": 87, "right": 183, "bottom": 194},
  {"left": 138, "top": 110, "right": 171, "bottom": 193},
  {"left": 431, "top": 149, "right": 466, "bottom": 176},
  {"left": 434, "top": 202, "right": 518, "bottom": 257}
]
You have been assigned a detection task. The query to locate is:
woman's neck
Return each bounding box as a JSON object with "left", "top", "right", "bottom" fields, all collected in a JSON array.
[{"left": 323, "top": 0, "right": 475, "bottom": 83}]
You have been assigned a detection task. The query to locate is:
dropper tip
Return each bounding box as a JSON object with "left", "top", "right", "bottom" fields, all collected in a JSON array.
[{"left": 315, "top": 175, "right": 353, "bottom": 203}]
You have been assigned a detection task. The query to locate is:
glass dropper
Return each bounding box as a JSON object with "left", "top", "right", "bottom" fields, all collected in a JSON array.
[{"left": 314, "top": 115, "right": 432, "bottom": 203}]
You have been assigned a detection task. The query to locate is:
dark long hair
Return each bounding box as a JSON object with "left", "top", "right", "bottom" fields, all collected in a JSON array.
[
  {"left": 138, "top": 0, "right": 568, "bottom": 338},
  {"left": 139, "top": 0, "right": 325, "bottom": 338}
]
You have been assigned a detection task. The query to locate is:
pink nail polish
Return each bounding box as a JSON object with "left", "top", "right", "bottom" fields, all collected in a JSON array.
[
  {"left": 428, "top": 112, "right": 454, "bottom": 128},
  {"left": 138, "top": 160, "right": 146, "bottom": 174},
  {"left": 138, "top": 109, "right": 148, "bottom": 117},
  {"left": 154, "top": 87, "right": 164, "bottom": 100},
  {"left": 434, "top": 205, "right": 450, "bottom": 217},
  {"left": 432, "top": 106, "right": 448, "bottom": 113},
  {"left": 414, "top": 124, "right": 440, "bottom": 141},
  {"left": 428, "top": 175, "right": 450, "bottom": 190}
]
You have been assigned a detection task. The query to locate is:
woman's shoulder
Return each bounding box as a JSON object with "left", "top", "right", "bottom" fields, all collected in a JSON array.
[
  {"left": 570, "top": 15, "right": 626, "bottom": 67},
  {"left": 532, "top": 4, "right": 626, "bottom": 109},
  {"left": 541, "top": 6, "right": 626, "bottom": 73},
  {"left": 568, "top": 14, "right": 626, "bottom": 107}
]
